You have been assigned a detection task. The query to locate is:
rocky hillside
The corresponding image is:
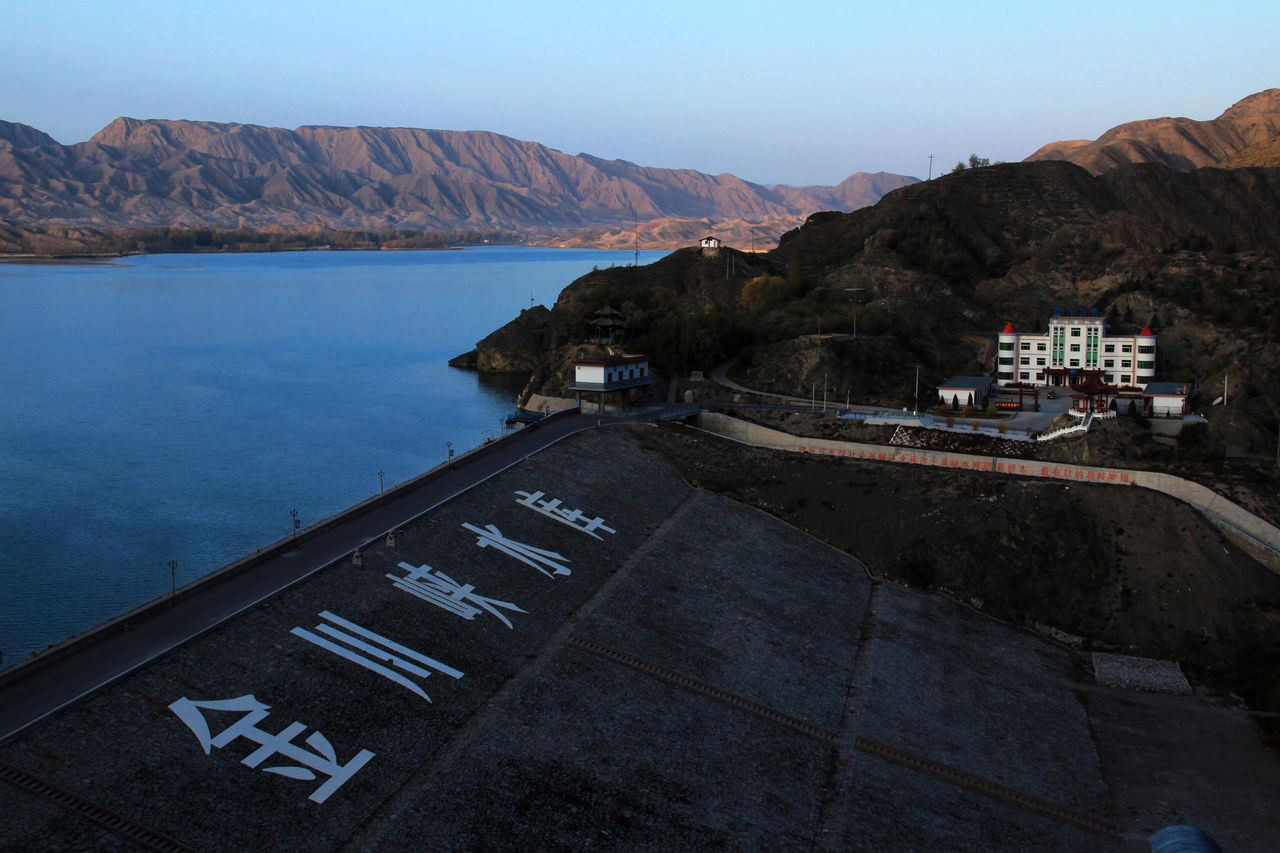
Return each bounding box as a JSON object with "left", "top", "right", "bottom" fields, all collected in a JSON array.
[
  {"left": 477, "top": 159, "right": 1280, "bottom": 455},
  {"left": 1025, "top": 88, "right": 1280, "bottom": 174},
  {"left": 0, "top": 117, "right": 915, "bottom": 248},
  {"left": 1222, "top": 133, "right": 1280, "bottom": 168}
]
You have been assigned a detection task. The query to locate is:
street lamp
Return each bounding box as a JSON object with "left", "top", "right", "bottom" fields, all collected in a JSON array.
[
  {"left": 843, "top": 287, "right": 866, "bottom": 337},
  {"left": 378, "top": 470, "right": 385, "bottom": 495},
  {"left": 914, "top": 365, "right": 921, "bottom": 415},
  {"left": 290, "top": 508, "right": 299, "bottom": 539},
  {"left": 168, "top": 560, "right": 178, "bottom": 598}
]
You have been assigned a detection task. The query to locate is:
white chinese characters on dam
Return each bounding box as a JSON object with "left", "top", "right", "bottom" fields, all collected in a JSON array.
[
  {"left": 167, "top": 485, "right": 618, "bottom": 804},
  {"left": 169, "top": 695, "right": 375, "bottom": 805}
]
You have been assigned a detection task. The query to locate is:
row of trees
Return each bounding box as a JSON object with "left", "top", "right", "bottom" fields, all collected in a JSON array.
[{"left": 69, "top": 227, "right": 521, "bottom": 256}]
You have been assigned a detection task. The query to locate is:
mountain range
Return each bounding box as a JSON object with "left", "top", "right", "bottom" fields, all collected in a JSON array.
[
  {"left": 1025, "top": 88, "right": 1280, "bottom": 173},
  {"left": 0, "top": 117, "right": 915, "bottom": 249}
]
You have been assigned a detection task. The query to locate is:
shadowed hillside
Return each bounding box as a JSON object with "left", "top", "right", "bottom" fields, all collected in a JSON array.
[{"left": 483, "top": 160, "right": 1280, "bottom": 455}]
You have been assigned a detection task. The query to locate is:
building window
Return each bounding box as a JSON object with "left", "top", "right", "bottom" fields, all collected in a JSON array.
[
  {"left": 1071, "top": 328, "right": 1081, "bottom": 337},
  {"left": 1105, "top": 374, "right": 1115, "bottom": 383},
  {"left": 1069, "top": 359, "right": 1080, "bottom": 367},
  {"left": 1104, "top": 344, "right": 1115, "bottom": 353},
  {"left": 1020, "top": 357, "right": 1030, "bottom": 365},
  {"left": 1138, "top": 360, "right": 1154, "bottom": 369},
  {"left": 1019, "top": 372, "right": 1030, "bottom": 380},
  {"left": 998, "top": 371, "right": 1013, "bottom": 380},
  {"left": 1020, "top": 342, "right": 1030, "bottom": 350},
  {"left": 1035, "top": 358, "right": 1046, "bottom": 366},
  {"left": 1122, "top": 345, "right": 1132, "bottom": 353},
  {"left": 998, "top": 357, "right": 1013, "bottom": 365},
  {"left": 1138, "top": 345, "right": 1155, "bottom": 354},
  {"left": 1104, "top": 359, "right": 1114, "bottom": 368},
  {"left": 1070, "top": 344, "right": 1080, "bottom": 352},
  {"left": 1035, "top": 373, "right": 1044, "bottom": 381},
  {"left": 1122, "top": 359, "right": 1131, "bottom": 368},
  {"left": 1037, "top": 343, "right": 1047, "bottom": 351},
  {"left": 999, "top": 342, "right": 1014, "bottom": 351}
]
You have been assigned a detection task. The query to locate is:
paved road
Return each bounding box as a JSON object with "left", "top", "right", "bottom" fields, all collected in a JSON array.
[
  {"left": 710, "top": 358, "right": 901, "bottom": 415},
  {"left": 711, "top": 358, "right": 1078, "bottom": 432},
  {"left": 0, "top": 411, "right": 634, "bottom": 744}
]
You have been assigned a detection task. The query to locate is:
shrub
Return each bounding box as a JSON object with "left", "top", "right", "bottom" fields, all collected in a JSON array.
[
  {"left": 998, "top": 423, "right": 1008, "bottom": 434},
  {"left": 970, "top": 420, "right": 980, "bottom": 430},
  {"left": 1177, "top": 421, "right": 1210, "bottom": 451},
  {"left": 946, "top": 416, "right": 955, "bottom": 427}
]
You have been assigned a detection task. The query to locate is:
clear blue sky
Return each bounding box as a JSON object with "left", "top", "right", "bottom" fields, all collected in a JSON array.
[{"left": 3, "top": 0, "right": 1277, "bottom": 186}]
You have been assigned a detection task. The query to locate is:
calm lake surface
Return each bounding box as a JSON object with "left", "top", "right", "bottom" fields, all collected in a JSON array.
[{"left": 0, "top": 246, "right": 664, "bottom": 666}]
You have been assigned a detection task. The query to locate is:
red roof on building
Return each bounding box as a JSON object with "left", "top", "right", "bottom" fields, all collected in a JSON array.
[
  {"left": 1139, "top": 325, "right": 1154, "bottom": 337},
  {"left": 1001, "top": 322, "right": 1015, "bottom": 333}
]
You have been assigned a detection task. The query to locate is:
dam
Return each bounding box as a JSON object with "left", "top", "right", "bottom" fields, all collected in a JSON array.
[{"left": 1, "top": 418, "right": 1276, "bottom": 850}]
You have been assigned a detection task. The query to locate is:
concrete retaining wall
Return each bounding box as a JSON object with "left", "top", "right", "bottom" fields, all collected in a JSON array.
[{"left": 694, "top": 411, "right": 1280, "bottom": 561}]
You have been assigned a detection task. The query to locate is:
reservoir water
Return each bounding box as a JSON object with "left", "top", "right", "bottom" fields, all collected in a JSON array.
[{"left": 0, "top": 246, "right": 664, "bottom": 666}]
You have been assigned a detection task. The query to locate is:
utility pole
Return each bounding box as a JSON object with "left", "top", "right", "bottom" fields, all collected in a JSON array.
[
  {"left": 928, "top": 154, "right": 934, "bottom": 180},
  {"left": 169, "top": 561, "right": 178, "bottom": 598},
  {"left": 914, "top": 364, "right": 921, "bottom": 415}
]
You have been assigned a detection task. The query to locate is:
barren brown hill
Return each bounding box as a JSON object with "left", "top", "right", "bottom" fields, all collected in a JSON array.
[
  {"left": 0, "top": 117, "right": 916, "bottom": 247},
  {"left": 0, "top": 120, "right": 58, "bottom": 149},
  {"left": 1026, "top": 88, "right": 1280, "bottom": 174},
  {"left": 1222, "top": 133, "right": 1280, "bottom": 168}
]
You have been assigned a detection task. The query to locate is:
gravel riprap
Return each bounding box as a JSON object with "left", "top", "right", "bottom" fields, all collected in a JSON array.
[{"left": 1092, "top": 652, "right": 1192, "bottom": 694}]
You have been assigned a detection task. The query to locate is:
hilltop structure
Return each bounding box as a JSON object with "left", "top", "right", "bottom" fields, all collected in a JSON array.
[{"left": 997, "top": 311, "right": 1156, "bottom": 389}]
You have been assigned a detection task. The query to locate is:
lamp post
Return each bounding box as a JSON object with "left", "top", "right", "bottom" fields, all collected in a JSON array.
[
  {"left": 290, "top": 508, "right": 299, "bottom": 540},
  {"left": 168, "top": 560, "right": 178, "bottom": 598},
  {"left": 914, "top": 365, "right": 921, "bottom": 415},
  {"left": 843, "top": 287, "right": 865, "bottom": 337},
  {"left": 378, "top": 470, "right": 385, "bottom": 495}
]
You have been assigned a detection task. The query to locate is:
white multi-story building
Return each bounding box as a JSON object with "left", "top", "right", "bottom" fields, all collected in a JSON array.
[{"left": 996, "top": 310, "right": 1156, "bottom": 389}]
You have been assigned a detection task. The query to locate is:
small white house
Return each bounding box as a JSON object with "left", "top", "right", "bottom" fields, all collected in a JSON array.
[
  {"left": 568, "top": 354, "right": 653, "bottom": 413},
  {"left": 937, "top": 376, "right": 994, "bottom": 409},
  {"left": 1143, "top": 381, "right": 1190, "bottom": 417},
  {"left": 570, "top": 355, "right": 650, "bottom": 390},
  {"left": 700, "top": 236, "right": 721, "bottom": 250}
]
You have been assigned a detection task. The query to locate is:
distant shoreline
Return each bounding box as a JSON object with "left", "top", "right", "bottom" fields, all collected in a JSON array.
[{"left": 0, "top": 225, "right": 524, "bottom": 259}]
